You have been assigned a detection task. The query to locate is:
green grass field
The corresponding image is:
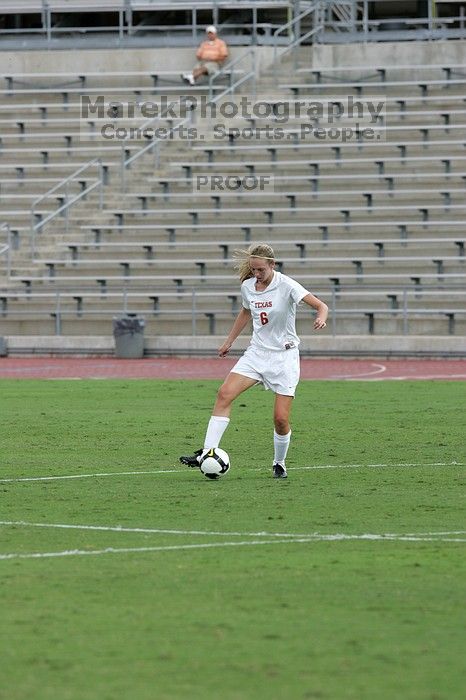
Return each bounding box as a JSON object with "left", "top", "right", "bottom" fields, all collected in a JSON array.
[{"left": 1, "top": 379, "right": 465, "bottom": 700}]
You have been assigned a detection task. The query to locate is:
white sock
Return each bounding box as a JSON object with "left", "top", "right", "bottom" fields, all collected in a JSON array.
[
  {"left": 204, "top": 416, "right": 230, "bottom": 449},
  {"left": 274, "top": 430, "right": 291, "bottom": 467}
]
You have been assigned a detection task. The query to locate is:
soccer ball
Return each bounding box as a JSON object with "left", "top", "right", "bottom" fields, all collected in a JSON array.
[{"left": 199, "top": 448, "right": 230, "bottom": 479}]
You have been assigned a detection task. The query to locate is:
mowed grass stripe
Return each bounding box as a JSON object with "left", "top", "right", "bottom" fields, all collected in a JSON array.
[
  {"left": 1, "top": 519, "right": 466, "bottom": 539},
  {"left": 0, "top": 461, "right": 463, "bottom": 483},
  {"left": 2, "top": 531, "right": 466, "bottom": 562}
]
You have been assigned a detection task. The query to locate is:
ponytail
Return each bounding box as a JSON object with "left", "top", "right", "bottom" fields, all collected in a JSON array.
[{"left": 233, "top": 243, "right": 276, "bottom": 282}]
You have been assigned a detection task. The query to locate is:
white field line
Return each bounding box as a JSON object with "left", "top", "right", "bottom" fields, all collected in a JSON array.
[
  {"left": 0, "top": 461, "right": 463, "bottom": 484},
  {"left": 0, "top": 520, "right": 307, "bottom": 538},
  {"left": 0, "top": 469, "right": 179, "bottom": 483},
  {"left": 345, "top": 374, "right": 466, "bottom": 381},
  {"left": 407, "top": 374, "right": 466, "bottom": 379},
  {"left": 331, "top": 363, "right": 387, "bottom": 379},
  {"left": 1, "top": 520, "right": 465, "bottom": 540},
  {"left": 1, "top": 532, "right": 466, "bottom": 562},
  {"left": 287, "top": 461, "right": 465, "bottom": 471}
]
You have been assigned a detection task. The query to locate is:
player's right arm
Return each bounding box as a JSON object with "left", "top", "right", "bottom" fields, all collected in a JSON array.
[{"left": 218, "top": 307, "right": 251, "bottom": 356}]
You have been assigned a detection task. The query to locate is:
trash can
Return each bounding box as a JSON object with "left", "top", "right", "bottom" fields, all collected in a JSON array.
[
  {"left": 0, "top": 336, "right": 7, "bottom": 357},
  {"left": 112, "top": 315, "right": 145, "bottom": 359}
]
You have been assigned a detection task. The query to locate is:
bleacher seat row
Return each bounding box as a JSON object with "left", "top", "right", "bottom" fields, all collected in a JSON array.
[{"left": 1, "top": 60, "right": 466, "bottom": 339}]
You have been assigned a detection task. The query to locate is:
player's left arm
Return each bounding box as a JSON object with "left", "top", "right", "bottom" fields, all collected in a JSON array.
[{"left": 302, "top": 293, "right": 328, "bottom": 330}]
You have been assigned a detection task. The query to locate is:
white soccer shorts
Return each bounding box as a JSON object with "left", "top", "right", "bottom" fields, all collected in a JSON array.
[{"left": 231, "top": 345, "right": 300, "bottom": 397}]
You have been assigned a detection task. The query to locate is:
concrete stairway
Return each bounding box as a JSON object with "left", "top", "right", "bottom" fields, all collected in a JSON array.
[{"left": 1, "top": 58, "right": 465, "bottom": 340}]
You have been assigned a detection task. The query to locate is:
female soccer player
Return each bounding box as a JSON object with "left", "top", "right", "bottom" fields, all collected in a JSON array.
[{"left": 180, "top": 243, "right": 328, "bottom": 478}]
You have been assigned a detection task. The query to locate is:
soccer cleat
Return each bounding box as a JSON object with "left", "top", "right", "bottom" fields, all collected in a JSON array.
[
  {"left": 180, "top": 448, "right": 203, "bottom": 467},
  {"left": 273, "top": 463, "right": 288, "bottom": 479}
]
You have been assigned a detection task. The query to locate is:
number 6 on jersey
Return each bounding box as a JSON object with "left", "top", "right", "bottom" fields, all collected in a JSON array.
[{"left": 260, "top": 311, "right": 269, "bottom": 325}]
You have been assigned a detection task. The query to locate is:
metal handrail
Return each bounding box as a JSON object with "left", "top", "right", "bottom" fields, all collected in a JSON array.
[
  {"left": 208, "top": 47, "right": 256, "bottom": 101},
  {"left": 127, "top": 0, "right": 289, "bottom": 7},
  {"left": 17, "top": 47, "right": 255, "bottom": 258},
  {"left": 0, "top": 223, "right": 11, "bottom": 279},
  {"left": 120, "top": 112, "right": 193, "bottom": 191},
  {"left": 30, "top": 158, "right": 104, "bottom": 257},
  {"left": 319, "top": 0, "right": 466, "bottom": 42},
  {"left": 273, "top": 2, "right": 323, "bottom": 68},
  {"left": 2, "top": 0, "right": 290, "bottom": 15},
  {"left": 121, "top": 48, "right": 257, "bottom": 190},
  {"left": 4, "top": 1, "right": 466, "bottom": 47},
  {"left": 1, "top": 286, "right": 465, "bottom": 337},
  {"left": 0, "top": 0, "right": 291, "bottom": 49}
]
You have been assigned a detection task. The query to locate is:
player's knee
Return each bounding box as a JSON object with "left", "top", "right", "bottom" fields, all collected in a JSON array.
[
  {"left": 217, "top": 383, "right": 234, "bottom": 406},
  {"left": 274, "top": 414, "right": 289, "bottom": 433}
]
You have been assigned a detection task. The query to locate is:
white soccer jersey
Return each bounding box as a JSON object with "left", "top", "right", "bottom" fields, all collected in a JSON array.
[{"left": 241, "top": 271, "right": 310, "bottom": 351}]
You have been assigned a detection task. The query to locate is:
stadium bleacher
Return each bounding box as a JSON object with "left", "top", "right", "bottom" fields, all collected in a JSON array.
[{"left": 1, "top": 4, "right": 466, "bottom": 352}]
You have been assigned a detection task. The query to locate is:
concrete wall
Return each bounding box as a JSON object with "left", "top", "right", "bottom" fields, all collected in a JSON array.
[
  {"left": 311, "top": 39, "right": 466, "bottom": 76},
  {"left": 4, "top": 335, "right": 465, "bottom": 357},
  {"left": 0, "top": 46, "right": 275, "bottom": 76},
  {"left": 1, "top": 39, "right": 464, "bottom": 78}
]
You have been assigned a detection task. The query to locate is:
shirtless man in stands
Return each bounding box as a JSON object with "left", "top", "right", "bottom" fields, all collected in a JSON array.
[{"left": 181, "top": 25, "right": 229, "bottom": 85}]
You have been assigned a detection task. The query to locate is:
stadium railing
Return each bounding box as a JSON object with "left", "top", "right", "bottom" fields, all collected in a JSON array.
[
  {"left": 56, "top": 237, "right": 465, "bottom": 262},
  {"left": 77, "top": 220, "right": 466, "bottom": 245},
  {"left": 0, "top": 0, "right": 290, "bottom": 48},
  {"left": 226, "top": 109, "right": 466, "bottom": 131},
  {"left": 6, "top": 168, "right": 463, "bottom": 201},
  {"left": 14, "top": 271, "right": 466, "bottom": 299},
  {"left": 296, "top": 63, "right": 466, "bottom": 82},
  {"left": 141, "top": 170, "right": 466, "bottom": 197},
  {"left": 279, "top": 77, "right": 466, "bottom": 97},
  {"left": 25, "top": 258, "right": 464, "bottom": 297},
  {"left": 4, "top": 65, "right": 465, "bottom": 94},
  {"left": 91, "top": 202, "right": 466, "bottom": 228},
  {"left": 116, "top": 49, "right": 256, "bottom": 188},
  {"left": 191, "top": 138, "right": 466, "bottom": 164},
  {"left": 217, "top": 123, "right": 466, "bottom": 145},
  {"left": 318, "top": 0, "right": 466, "bottom": 43},
  {"left": 1, "top": 288, "right": 465, "bottom": 337},
  {"left": 1, "top": 67, "right": 248, "bottom": 102},
  {"left": 1, "top": 1, "right": 44, "bottom": 12},
  {"left": 4, "top": 222, "right": 463, "bottom": 260},
  {"left": 173, "top": 155, "right": 466, "bottom": 181},
  {"left": 272, "top": 2, "right": 324, "bottom": 69},
  {"left": 252, "top": 94, "right": 466, "bottom": 114},
  {"left": 4, "top": 0, "right": 466, "bottom": 47},
  {"left": 0, "top": 223, "right": 12, "bottom": 279},
  {"left": 30, "top": 159, "right": 105, "bottom": 256},
  {"left": 90, "top": 185, "right": 466, "bottom": 204},
  {"left": 16, "top": 184, "right": 465, "bottom": 208}
]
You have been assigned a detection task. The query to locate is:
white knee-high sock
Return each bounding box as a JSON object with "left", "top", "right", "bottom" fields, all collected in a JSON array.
[
  {"left": 204, "top": 416, "right": 230, "bottom": 449},
  {"left": 274, "top": 430, "right": 291, "bottom": 466}
]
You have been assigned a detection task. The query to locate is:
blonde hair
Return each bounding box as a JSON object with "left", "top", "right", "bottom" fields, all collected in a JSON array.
[{"left": 233, "top": 242, "right": 276, "bottom": 282}]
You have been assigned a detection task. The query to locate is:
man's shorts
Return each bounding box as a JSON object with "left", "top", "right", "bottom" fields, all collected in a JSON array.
[
  {"left": 231, "top": 345, "right": 300, "bottom": 397},
  {"left": 195, "top": 60, "right": 220, "bottom": 75}
]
